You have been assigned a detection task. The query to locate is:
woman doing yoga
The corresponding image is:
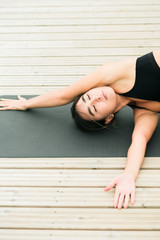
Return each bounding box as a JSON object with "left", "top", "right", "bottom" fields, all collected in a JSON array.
[{"left": 0, "top": 50, "right": 160, "bottom": 210}]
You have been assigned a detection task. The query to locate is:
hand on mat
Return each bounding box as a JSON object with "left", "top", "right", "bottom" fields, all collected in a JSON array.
[
  {"left": 104, "top": 173, "right": 135, "bottom": 210},
  {"left": 0, "top": 95, "right": 27, "bottom": 111}
]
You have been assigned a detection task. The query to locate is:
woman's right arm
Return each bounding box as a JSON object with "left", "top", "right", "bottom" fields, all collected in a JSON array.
[{"left": 0, "top": 64, "right": 111, "bottom": 111}]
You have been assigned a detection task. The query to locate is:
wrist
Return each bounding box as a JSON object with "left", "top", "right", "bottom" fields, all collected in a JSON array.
[
  {"left": 24, "top": 100, "right": 30, "bottom": 110},
  {"left": 124, "top": 170, "right": 137, "bottom": 181}
]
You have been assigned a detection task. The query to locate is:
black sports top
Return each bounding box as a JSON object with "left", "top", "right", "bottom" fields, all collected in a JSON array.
[{"left": 120, "top": 52, "right": 160, "bottom": 105}]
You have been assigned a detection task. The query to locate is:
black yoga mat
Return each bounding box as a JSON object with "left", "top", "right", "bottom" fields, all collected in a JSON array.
[{"left": 0, "top": 95, "right": 160, "bottom": 158}]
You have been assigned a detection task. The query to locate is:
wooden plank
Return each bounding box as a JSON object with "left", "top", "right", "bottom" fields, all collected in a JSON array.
[
  {"left": 0, "top": 157, "right": 158, "bottom": 169},
  {"left": 0, "top": 230, "right": 159, "bottom": 240},
  {"left": 0, "top": 11, "right": 160, "bottom": 19},
  {"left": 0, "top": 75, "right": 80, "bottom": 86},
  {"left": 0, "top": 87, "right": 60, "bottom": 95},
  {"left": 0, "top": 187, "right": 159, "bottom": 208},
  {"left": 0, "top": 25, "right": 159, "bottom": 33},
  {"left": 0, "top": 18, "right": 160, "bottom": 25},
  {"left": 0, "top": 6, "right": 160, "bottom": 13},
  {"left": 0, "top": 169, "right": 159, "bottom": 187},
  {"left": 0, "top": 56, "right": 132, "bottom": 66},
  {"left": 1, "top": 0, "right": 160, "bottom": 7},
  {"left": 0, "top": 65, "right": 97, "bottom": 75},
  {"left": 0, "top": 32, "right": 159, "bottom": 40},
  {"left": 0, "top": 208, "right": 160, "bottom": 230},
  {"left": 0, "top": 47, "right": 156, "bottom": 57},
  {"left": 0, "top": 39, "right": 159, "bottom": 49}
]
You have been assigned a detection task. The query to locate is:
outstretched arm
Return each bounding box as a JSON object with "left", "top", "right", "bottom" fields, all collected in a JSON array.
[
  {"left": 104, "top": 108, "right": 158, "bottom": 209},
  {"left": 0, "top": 64, "right": 109, "bottom": 111},
  {"left": 124, "top": 108, "right": 158, "bottom": 179}
]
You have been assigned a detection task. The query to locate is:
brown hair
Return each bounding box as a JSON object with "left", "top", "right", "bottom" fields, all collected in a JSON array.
[{"left": 71, "top": 94, "right": 117, "bottom": 132}]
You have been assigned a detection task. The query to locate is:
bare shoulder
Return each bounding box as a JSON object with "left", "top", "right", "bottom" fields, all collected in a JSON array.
[{"left": 102, "top": 57, "right": 137, "bottom": 92}]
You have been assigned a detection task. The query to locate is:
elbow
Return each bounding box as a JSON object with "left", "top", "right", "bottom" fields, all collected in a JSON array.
[{"left": 58, "top": 89, "right": 75, "bottom": 105}]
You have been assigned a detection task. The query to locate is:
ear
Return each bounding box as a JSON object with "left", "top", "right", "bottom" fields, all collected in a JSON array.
[{"left": 104, "top": 114, "right": 114, "bottom": 125}]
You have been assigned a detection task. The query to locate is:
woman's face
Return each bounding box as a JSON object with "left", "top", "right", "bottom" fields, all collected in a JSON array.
[{"left": 76, "top": 86, "right": 117, "bottom": 121}]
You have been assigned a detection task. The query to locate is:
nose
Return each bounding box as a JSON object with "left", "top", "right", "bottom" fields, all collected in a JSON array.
[{"left": 90, "top": 95, "right": 101, "bottom": 103}]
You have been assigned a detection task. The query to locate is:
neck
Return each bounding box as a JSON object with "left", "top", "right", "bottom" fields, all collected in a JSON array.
[{"left": 113, "top": 94, "right": 131, "bottom": 113}]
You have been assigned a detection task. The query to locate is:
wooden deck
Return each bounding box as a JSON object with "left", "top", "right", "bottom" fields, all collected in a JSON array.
[{"left": 0, "top": 0, "right": 160, "bottom": 239}]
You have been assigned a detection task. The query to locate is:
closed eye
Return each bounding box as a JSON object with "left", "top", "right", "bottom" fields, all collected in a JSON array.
[
  {"left": 82, "top": 94, "right": 97, "bottom": 116},
  {"left": 93, "top": 105, "right": 97, "bottom": 112},
  {"left": 82, "top": 96, "right": 86, "bottom": 102},
  {"left": 87, "top": 94, "right": 97, "bottom": 112},
  {"left": 87, "top": 94, "right": 91, "bottom": 100}
]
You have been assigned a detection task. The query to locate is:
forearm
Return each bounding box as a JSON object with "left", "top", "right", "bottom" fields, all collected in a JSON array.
[
  {"left": 25, "top": 89, "right": 72, "bottom": 110},
  {"left": 124, "top": 135, "right": 147, "bottom": 181}
]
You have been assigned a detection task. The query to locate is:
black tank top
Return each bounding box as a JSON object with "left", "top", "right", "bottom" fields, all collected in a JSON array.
[{"left": 120, "top": 52, "right": 160, "bottom": 102}]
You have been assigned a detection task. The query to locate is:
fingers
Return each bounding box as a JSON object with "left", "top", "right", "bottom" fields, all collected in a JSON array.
[
  {"left": 0, "top": 107, "right": 9, "bottom": 110},
  {"left": 114, "top": 190, "right": 120, "bottom": 208},
  {"left": 117, "top": 194, "right": 125, "bottom": 210},
  {"left": 104, "top": 174, "right": 136, "bottom": 210},
  {"left": 123, "top": 193, "right": 130, "bottom": 209},
  {"left": 114, "top": 193, "right": 135, "bottom": 210},
  {"left": 0, "top": 98, "right": 11, "bottom": 101},
  {"left": 18, "top": 95, "right": 26, "bottom": 100},
  {"left": 114, "top": 193, "right": 127, "bottom": 210},
  {"left": 131, "top": 190, "right": 135, "bottom": 205},
  {"left": 0, "top": 103, "right": 9, "bottom": 107},
  {"left": 114, "top": 191, "right": 126, "bottom": 210},
  {"left": 104, "top": 179, "right": 116, "bottom": 192},
  {"left": 0, "top": 100, "right": 10, "bottom": 110},
  {"left": 0, "top": 101, "right": 9, "bottom": 110},
  {"left": 114, "top": 192, "right": 133, "bottom": 210}
]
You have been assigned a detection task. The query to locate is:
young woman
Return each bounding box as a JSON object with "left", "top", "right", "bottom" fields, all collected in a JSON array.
[{"left": 0, "top": 50, "right": 160, "bottom": 210}]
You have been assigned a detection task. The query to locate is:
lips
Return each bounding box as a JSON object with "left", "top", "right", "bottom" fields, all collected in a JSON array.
[{"left": 102, "top": 91, "right": 107, "bottom": 100}]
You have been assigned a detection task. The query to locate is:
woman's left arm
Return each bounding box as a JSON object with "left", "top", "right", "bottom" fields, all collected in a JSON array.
[
  {"left": 104, "top": 108, "right": 158, "bottom": 209},
  {"left": 124, "top": 108, "right": 158, "bottom": 180}
]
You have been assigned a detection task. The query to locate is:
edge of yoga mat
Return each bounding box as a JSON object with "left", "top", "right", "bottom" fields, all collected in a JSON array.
[{"left": 0, "top": 95, "right": 160, "bottom": 158}]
